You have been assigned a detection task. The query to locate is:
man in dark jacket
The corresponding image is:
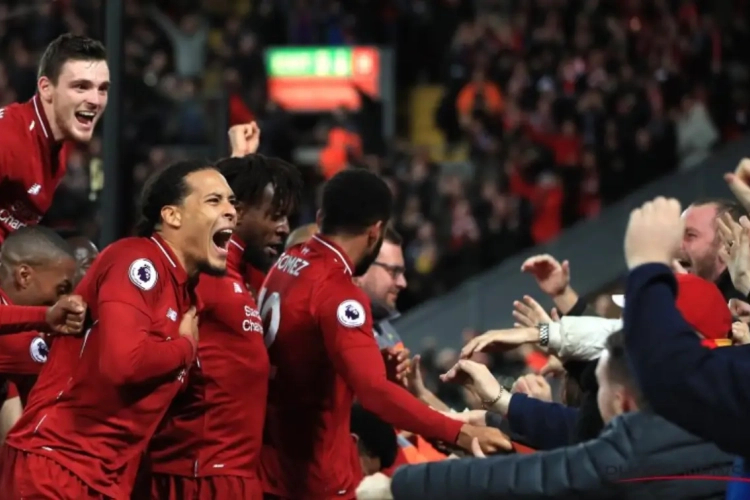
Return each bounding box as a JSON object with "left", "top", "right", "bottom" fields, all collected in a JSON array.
[
  {"left": 355, "top": 330, "right": 733, "bottom": 500},
  {"left": 620, "top": 196, "right": 750, "bottom": 499}
]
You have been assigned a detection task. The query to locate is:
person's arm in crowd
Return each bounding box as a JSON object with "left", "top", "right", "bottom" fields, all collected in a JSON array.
[
  {"left": 148, "top": 5, "right": 183, "bottom": 41},
  {"left": 624, "top": 263, "right": 750, "bottom": 455},
  {"left": 502, "top": 392, "right": 578, "bottom": 450},
  {"left": 548, "top": 316, "right": 622, "bottom": 361},
  {"left": 389, "top": 422, "right": 633, "bottom": 500}
]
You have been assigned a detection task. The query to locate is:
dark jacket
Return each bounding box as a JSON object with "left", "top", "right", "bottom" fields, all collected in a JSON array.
[
  {"left": 486, "top": 393, "right": 578, "bottom": 450},
  {"left": 623, "top": 263, "right": 750, "bottom": 497},
  {"left": 371, "top": 299, "right": 403, "bottom": 350},
  {"left": 390, "top": 411, "right": 732, "bottom": 500}
]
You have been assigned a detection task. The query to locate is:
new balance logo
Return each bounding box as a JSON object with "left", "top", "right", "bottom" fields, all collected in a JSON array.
[
  {"left": 233, "top": 283, "right": 243, "bottom": 294},
  {"left": 27, "top": 184, "right": 41, "bottom": 196}
]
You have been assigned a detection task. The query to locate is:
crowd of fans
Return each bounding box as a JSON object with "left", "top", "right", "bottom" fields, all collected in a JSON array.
[{"left": 1, "top": 0, "right": 747, "bottom": 313}]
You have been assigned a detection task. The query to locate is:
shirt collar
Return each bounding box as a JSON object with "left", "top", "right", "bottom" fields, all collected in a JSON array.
[
  {"left": 30, "top": 94, "right": 60, "bottom": 150},
  {"left": 227, "top": 234, "right": 246, "bottom": 277},
  {"left": 308, "top": 234, "right": 353, "bottom": 275},
  {"left": 149, "top": 233, "right": 189, "bottom": 286}
]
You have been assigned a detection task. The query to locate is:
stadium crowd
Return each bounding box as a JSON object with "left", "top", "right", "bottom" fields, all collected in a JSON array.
[{"left": 2, "top": 2, "right": 750, "bottom": 499}]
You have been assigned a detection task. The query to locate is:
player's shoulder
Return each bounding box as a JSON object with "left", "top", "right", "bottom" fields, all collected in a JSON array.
[
  {"left": 0, "top": 102, "right": 31, "bottom": 143},
  {"left": 92, "top": 237, "right": 169, "bottom": 291},
  {"left": 196, "top": 273, "right": 250, "bottom": 305}
]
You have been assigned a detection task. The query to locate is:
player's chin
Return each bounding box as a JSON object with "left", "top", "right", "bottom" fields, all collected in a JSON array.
[{"left": 200, "top": 254, "right": 228, "bottom": 277}]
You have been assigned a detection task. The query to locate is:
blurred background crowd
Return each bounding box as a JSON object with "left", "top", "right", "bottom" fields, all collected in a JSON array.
[{"left": 1, "top": 0, "right": 748, "bottom": 405}]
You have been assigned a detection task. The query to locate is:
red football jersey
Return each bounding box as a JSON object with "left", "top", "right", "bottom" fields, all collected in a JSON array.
[
  {"left": 0, "top": 288, "right": 48, "bottom": 404},
  {"left": 0, "top": 95, "right": 72, "bottom": 241},
  {"left": 149, "top": 235, "right": 270, "bottom": 479},
  {"left": 259, "top": 235, "right": 461, "bottom": 500},
  {"left": 5, "top": 234, "right": 198, "bottom": 499}
]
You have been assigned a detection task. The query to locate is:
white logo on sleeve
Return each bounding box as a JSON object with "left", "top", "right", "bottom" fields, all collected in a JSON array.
[
  {"left": 337, "top": 300, "right": 366, "bottom": 328},
  {"left": 128, "top": 258, "right": 158, "bottom": 291},
  {"left": 30, "top": 336, "right": 49, "bottom": 363}
]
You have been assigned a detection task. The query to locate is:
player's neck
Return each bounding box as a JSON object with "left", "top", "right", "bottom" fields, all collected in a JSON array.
[
  {"left": 39, "top": 99, "right": 65, "bottom": 142},
  {"left": 321, "top": 234, "right": 365, "bottom": 267},
  {"left": 157, "top": 232, "right": 199, "bottom": 277}
]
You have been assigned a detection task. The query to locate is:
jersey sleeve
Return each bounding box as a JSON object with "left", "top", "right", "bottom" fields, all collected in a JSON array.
[
  {"left": 93, "top": 249, "right": 196, "bottom": 386},
  {"left": 313, "top": 278, "right": 463, "bottom": 444}
]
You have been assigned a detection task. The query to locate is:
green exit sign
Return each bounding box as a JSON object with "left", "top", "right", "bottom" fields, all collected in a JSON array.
[{"left": 266, "top": 48, "right": 353, "bottom": 78}]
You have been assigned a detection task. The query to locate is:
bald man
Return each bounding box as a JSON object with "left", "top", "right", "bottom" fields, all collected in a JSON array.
[{"left": 285, "top": 223, "right": 318, "bottom": 249}]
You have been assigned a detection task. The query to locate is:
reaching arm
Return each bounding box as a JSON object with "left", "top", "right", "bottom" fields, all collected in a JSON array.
[
  {"left": 624, "top": 263, "right": 750, "bottom": 454},
  {"left": 504, "top": 393, "right": 578, "bottom": 450},
  {"left": 548, "top": 316, "right": 623, "bottom": 362},
  {"left": 316, "top": 289, "right": 462, "bottom": 444},
  {"left": 0, "top": 306, "right": 50, "bottom": 335}
]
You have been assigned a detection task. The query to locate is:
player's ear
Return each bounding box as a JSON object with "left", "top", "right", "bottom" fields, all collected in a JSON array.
[
  {"left": 14, "top": 264, "right": 33, "bottom": 289},
  {"left": 368, "top": 221, "right": 384, "bottom": 244},
  {"left": 160, "top": 205, "right": 182, "bottom": 229},
  {"left": 37, "top": 77, "right": 54, "bottom": 103},
  {"left": 315, "top": 209, "right": 323, "bottom": 228}
]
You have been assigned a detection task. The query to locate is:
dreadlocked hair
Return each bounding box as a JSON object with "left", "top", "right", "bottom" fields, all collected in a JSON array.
[{"left": 216, "top": 154, "right": 302, "bottom": 215}]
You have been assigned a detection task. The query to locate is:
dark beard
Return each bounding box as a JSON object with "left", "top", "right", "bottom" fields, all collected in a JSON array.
[
  {"left": 353, "top": 236, "right": 384, "bottom": 277},
  {"left": 242, "top": 243, "right": 275, "bottom": 273},
  {"left": 197, "top": 261, "right": 227, "bottom": 277}
]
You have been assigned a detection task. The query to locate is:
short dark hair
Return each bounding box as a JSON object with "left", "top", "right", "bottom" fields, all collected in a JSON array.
[
  {"left": 604, "top": 330, "right": 648, "bottom": 409},
  {"left": 1, "top": 226, "right": 75, "bottom": 266},
  {"left": 135, "top": 160, "right": 215, "bottom": 237},
  {"left": 384, "top": 225, "right": 402, "bottom": 245},
  {"left": 216, "top": 154, "right": 302, "bottom": 215},
  {"left": 691, "top": 197, "right": 747, "bottom": 223},
  {"left": 319, "top": 169, "right": 393, "bottom": 236},
  {"left": 350, "top": 403, "right": 397, "bottom": 468},
  {"left": 38, "top": 34, "right": 107, "bottom": 83}
]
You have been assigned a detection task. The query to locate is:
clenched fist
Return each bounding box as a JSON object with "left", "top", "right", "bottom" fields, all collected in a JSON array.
[
  {"left": 46, "top": 295, "right": 86, "bottom": 335},
  {"left": 624, "top": 197, "right": 683, "bottom": 269},
  {"left": 228, "top": 122, "right": 260, "bottom": 157}
]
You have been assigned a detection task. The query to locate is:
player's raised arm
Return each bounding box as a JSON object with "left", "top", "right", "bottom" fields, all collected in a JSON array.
[
  {"left": 316, "top": 285, "right": 511, "bottom": 454},
  {"left": 95, "top": 256, "right": 197, "bottom": 386}
]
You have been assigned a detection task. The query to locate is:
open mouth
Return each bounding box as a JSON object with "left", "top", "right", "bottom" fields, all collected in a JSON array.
[
  {"left": 212, "top": 229, "right": 233, "bottom": 257},
  {"left": 678, "top": 259, "right": 691, "bottom": 270},
  {"left": 74, "top": 111, "right": 96, "bottom": 127}
]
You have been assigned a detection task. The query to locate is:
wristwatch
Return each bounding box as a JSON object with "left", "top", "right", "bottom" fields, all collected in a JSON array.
[{"left": 538, "top": 323, "right": 550, "bottom": 347}]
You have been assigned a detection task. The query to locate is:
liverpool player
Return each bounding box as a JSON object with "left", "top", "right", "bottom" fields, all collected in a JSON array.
[
  {"left": 149, "top": 154, "right": 302, "bottom": 500},
  {"left": 259, "top": 169, "right": 511, "bottom": 500},
  {"left": 0, "top": 227, "right": 79, "bottom": 440},
  {"left": 0, "top": 160, "right": 236, "bottom": 499},
  {"left": 0, "top": 34, "right": 108, "bottom": 242}
]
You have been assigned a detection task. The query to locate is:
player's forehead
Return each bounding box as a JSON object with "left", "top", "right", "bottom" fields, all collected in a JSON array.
[
  {"left": 57, "top": 59, "right": 110, "bottom": 85},
  {"left": 184, "top": 169, "right": 233, "bottom": 199}
]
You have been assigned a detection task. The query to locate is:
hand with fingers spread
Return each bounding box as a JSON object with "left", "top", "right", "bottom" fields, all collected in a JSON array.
[
  {"left": 46, "top": 295, "right": 87, "bottom": 335},
  {"left": 460, "top": 327, "right": 540, "bottom": 359},
  {"left": 724, "top": 158, "right": 750, "bottom": 212},
  {"left": 513, "top": 295, "right": 554, "bottom": 328},
  {"left": 228, "top": 121, "right": 261, "bottom": 157},
  {"left": 732, "top": 321, "right": 750, "bottom": 345},
  {"left": 729, "top": 298, "right": 750, "bottom": 323},
  {"left": 717, "top": 213, "right": 750, "bottom": 294},
  {"left": 511, "top": 373, "right": 553, "bottom": 402},
  {"left": 521, "top": 254, "right": 570, "bottom": 296},
  {"left": 441, "top": 359, "right": 504, "bottom": 408},
  {"left": 624, "top": 197, "right": 684, "bottom": 269}
]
